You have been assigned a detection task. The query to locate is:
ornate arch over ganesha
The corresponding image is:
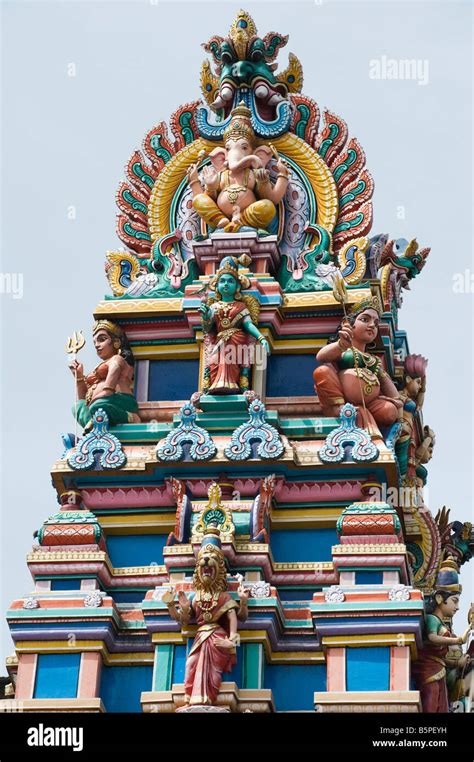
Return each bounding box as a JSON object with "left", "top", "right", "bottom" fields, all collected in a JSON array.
[{"left": 105, "top": 9, "right": 384, "bottom": 300}]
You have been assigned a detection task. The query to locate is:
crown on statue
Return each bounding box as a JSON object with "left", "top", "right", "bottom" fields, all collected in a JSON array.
[
  {"left": 348, "top": 294, "right": 382, "bottom": 317},
  {"left": 92, "top": 319, "right": 124, "bottom": 338},
  {"left": 209, "top": 254, "right": 252, "bottom": 292},
  {"left": 223, "top": 102, "right": 256, "bottom": 146},
  {"left": 435, "top": 558, "right": 462, "bottom": 595},
  {"left": 228, "top": 10, "right": 258, "bottom": 60}
]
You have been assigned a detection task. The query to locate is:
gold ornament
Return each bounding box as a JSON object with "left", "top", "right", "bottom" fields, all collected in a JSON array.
[
  {"left": 223, "top": 103, "right": 256, "bottom": 147},
  {"left": 92, "top": 320, "right": 124, "bottom": 339},
  {"left": 348, "top": 294, "right": 382, "bottom": 317}
]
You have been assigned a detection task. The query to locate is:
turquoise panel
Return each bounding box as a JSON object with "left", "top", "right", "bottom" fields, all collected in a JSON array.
[
  {"left": 346, "top": 647, "right": 390, "bottom": 691},
  {"left": 355, "top": 571, "right": 384, "bottom": 584},
  {"left": 100, "top": 665, "right": 153, "bottom": 712},
  {"left": 271, "top": 528, "right": 338, "bottom": 562},
  {"left": 34, "top": 653, "right": 81, "bottom": 699},
  {"left": 106, "top": 534, "right": 167, "bottom": 567},
  {"left": 172, "top": 645, "right": 187, "bottom": 684},
  {"left": 264, "top": 664, "right": 326, "bottom": 710},
  {"left": 50, "top": 579, "right": 82, "bottom": 590}
]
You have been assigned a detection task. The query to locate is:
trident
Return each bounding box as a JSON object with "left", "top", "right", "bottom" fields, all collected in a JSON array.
[{"left": 66, "top": 331, "right": 86, "bottom": 443}]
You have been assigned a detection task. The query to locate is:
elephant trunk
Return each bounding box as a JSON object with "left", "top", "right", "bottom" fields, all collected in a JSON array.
[{"left": 227, "top": 154, "right": 263, "bottom": 171}]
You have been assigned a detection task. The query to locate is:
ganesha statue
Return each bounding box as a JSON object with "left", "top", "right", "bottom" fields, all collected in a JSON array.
[
  {"left": 313, "top": 296, "right": 403, "bottom": 435},
  {"left": 187, "top": 102, "right": 289, "bottom": 235},
  {"left": 163, "top": 526, "right": 248, "bottom": 708}
]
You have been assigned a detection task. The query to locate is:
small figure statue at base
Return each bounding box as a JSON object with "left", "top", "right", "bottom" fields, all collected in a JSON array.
[
  {"left": 69, "top": 320, "right": 140, "bottom": 431},
  {"left": 396, "top": 354, "right": 428, "bottom": 478},
  {"left": 412, "top": 559, "right": 472, "bottom": 713},
  {"left": 163, "top": 526, "right": 248, "bottom": 707}
]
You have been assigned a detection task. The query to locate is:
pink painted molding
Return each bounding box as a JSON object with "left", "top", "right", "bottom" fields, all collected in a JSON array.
[
  {"left": 82, "top": 484, "right": 174, "bottom": 509},
  {"left": 82, "top": 478, "right": 363, "bottom": 508},
  {"left": 339, "top": 535, "right": 402, "bottom": 545},
  {"left": 390, "top": 647, "right": 410, "bottom": 691},
  {"left": 15, "top": 654, "right": 37, "bottom": 700},
  {"left": 326, "top": 648, "right": 346, "bottom": 692},
  {"left": 78, "top": 653, "right": 102, "bottom": 698}
]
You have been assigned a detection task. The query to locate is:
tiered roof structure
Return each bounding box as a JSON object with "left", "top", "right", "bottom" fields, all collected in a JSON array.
[{"left": 3, "top": 10, "right": 472, "bottom": 714}]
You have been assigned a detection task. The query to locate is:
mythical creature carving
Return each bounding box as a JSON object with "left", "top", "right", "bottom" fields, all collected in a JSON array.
[{"left": 163, "top": 527, "right": 248, "bottom": 707}]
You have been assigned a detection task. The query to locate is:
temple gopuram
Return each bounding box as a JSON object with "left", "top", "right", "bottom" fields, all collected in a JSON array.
[{"left": 3, "top": 10, "right": 473, "bottom": 715}]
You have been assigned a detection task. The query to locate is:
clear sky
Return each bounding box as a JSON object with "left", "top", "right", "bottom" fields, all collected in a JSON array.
[{"left": 1, "top": 0, "right": 473, "bottom": 671}]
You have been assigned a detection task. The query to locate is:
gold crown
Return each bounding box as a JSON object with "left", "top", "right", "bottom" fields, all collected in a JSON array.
[
  {"left": 209, "top": 255, "right": 252, "bottom": 292},
  {"left": 92, "top": 319, "right": 124, "bottom": 338},
  {"left": 223, "top": 103, "right": 256, "bottom": 146},
  {"left": 348, "top": 295, "right": 382, "bottom": 317},
  {"left": 229, "top": 11, "right": 257, "bottom": 61}
]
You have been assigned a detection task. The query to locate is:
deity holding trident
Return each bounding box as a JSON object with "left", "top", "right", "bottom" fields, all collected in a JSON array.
[
  {"left": 67, "top": 320, "right": 140, "bottom": 433},
  {"left": 313, "top": 273, "right": 403, "bottom": 435}
]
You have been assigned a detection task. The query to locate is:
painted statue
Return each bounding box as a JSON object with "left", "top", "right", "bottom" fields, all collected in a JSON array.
[
  {"left": 187, "top": 102, "right": 289, "bottom": 235},
  {"left": 395, "top": 354, "right": 428, "bottom": 478},
  {"left": 68, "top": 320, "right": 140, "bottom": 431},
  {"left": 199, "top": 10, "right": 301, "bottom": 128},
  {"left": 412, "top": 559, "right": 472, "bottom": 713},
  {"left": 313, "top": 296, "right": 402, "bottom": 434},
  {"left": 163, "top": 527, "right": 249, "bottom": 707},
  {"left": 200, "top": 255, "right": 269, "bottom": 394},
  {"left": 415, "top": 424, "right": 436, "bottom": 469}
]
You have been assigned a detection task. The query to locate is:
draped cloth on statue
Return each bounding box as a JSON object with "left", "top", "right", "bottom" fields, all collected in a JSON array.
[
  {"left": 193, "top": 192, "right": 275, "bottom": 233},
  {"left": 74, "top": 393, "right": 139, "bottom": 427},
  {"left": 207, "top": 301, "right": 251, "bottom": 394},
  {"left": 184, "top": 593, "right": 239, "bottom": 705},
  {"left": 313, "top": 363, "right": 399, "bottom": 436},
  {"left": 412, "top": 614, "right": 450, "bottom": 713}
]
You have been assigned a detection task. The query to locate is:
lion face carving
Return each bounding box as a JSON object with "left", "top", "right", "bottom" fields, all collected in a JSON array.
[{"left": 193, "top": 543, "right": 227, "bottom": 594}]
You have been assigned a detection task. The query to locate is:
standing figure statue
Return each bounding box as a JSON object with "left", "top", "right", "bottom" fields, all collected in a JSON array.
[
  {"left": 187, "top": 102, "right": 289, "bottom": 235},
  {"left": 163, "top": 527, "right": 249, "bottom": 708},
  {"left": 395, "top": 354, "right": 428, "bottom": 478},
  {"left": 313, "top": 296, "right": 403, "bottom": 434},
  {"left": 200, "top": 255, "right": 269, "bottom": 394},
  {"left": 68, "top": 320, "right": 140, "bottom": 431},
  {"left": 412, "top": 559, "right": 472, "bottom": 713}
]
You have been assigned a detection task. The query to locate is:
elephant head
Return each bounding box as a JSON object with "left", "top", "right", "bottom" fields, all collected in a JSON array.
[{"left": 209, "top": 139, "right": 273, "bottom": 173}]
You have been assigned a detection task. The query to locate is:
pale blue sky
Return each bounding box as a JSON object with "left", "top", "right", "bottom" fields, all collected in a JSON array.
[{"left": 1, "top": 0, "right": 473, "bottom": 669}]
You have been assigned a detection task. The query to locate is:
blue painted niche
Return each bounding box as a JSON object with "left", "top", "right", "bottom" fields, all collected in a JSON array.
[
  {"left": 264, "top": 664, "right": 326, "bottom": 710},
  {"left": 346, "top": 647, "right": 390, "bottom": 691},
  {"left": 100, "top": 665, "right": 153, "bottom": 712},
  {"left": 106, "top": 534, "right": 167, "bottom": 568},
  {"left": 149, "top": 359, "right": 199, "bottom": 402},
  {"left": 266, "top": 354, "right": 317, "bottom": 397},
  {"left": 34, "top": 653, "right": 81, "bottom": 699},
  {"left": 271, "top": 528, "right": 338, "bottom": 563}
]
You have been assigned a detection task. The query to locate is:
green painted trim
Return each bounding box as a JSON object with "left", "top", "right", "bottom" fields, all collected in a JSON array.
[
  {"left": 7, "top": 607, "right": 117, "bottom": 622},
  {"left": 197, "top": 394, "right": 250, "bottom": 413},
  {"left": 242, "top": 643, "right": 263, "bottom": 689},
  {"left": 109, "top": 423, "right": 171, "bottom": 442},
  {"left": 310, "top": 600, "right": 424, "bottom": 613},
  {"left": 279, "top": 418, "right": 338, "bottom": 438},
  {"left": 153, "top": 644, "right": 174, "bottom": 691}
]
